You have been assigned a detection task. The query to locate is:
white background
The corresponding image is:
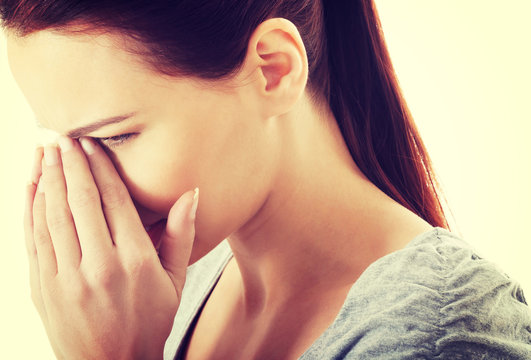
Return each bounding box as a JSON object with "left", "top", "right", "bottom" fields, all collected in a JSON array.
[{"left": 1, "top": 1, "right": 530, "bottom": 358}]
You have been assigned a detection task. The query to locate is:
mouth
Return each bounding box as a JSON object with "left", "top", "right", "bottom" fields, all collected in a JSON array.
[{"left": 144, "top": 219, "right": 167, "bottom": 253}]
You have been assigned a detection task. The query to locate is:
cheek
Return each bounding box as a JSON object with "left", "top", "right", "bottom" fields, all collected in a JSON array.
[{"left": 111, "top": 145, "right": 193, "bottom": 215}]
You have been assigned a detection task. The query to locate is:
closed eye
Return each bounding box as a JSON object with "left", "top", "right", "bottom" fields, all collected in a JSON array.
[{"left": 94, "top": 133, "right": 137, "bottom": 149}]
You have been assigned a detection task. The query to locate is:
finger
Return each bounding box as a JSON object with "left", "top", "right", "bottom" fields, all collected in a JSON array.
[
  {"left": 24, "top": 179, "right": 46, "bottom": 319},
  {"left": 25, "top": 147, "right": 50, "bottom": 322},
  {"left": 56, "top": 137, "right": 114, "bottom": 266},
  {"left": 77, "top": 137, "right": 149, "bottom": 254},
  {"left": 24, "top": 147, "right": 43, "bottom": 255},
  {"left": 24, "top": 181, "right": 39, "bottom": 282},
  {"left": 24, "top": 147, "right": 44, "bottom": 266},
  {"left": 158, "top": 188, "right": 198, "bottom": 293},
  {"left": 33, "top": 171, "right": 58, "bottom": 280},
  {"left": 42, "top": 145, "right": 82, "bottom": 271}
]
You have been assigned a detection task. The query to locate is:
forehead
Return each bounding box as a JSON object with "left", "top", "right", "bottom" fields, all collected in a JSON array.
[
  {"left": 5, "top": 30, "right": 158, "bottom": 132},
  {"left": 6, "top": 30, "right": 146, "bottom": 89}
]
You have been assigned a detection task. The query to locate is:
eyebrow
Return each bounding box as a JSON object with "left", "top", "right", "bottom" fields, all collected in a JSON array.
[{"left": 66, "top": 112, "right": 137, "bottom": 138}]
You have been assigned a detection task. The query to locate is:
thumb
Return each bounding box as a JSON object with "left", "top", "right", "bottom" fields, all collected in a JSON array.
[{"left": 158, "top": 187, "right": 199, "bottom": 293}]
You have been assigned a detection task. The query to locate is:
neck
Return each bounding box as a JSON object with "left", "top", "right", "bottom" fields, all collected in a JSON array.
[{"left": 227, "top": 93, "right": 432, "bottom": 316}]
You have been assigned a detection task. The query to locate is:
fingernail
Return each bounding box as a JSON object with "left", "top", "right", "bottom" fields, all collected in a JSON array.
[
  {"left": 79, "top": 137, "right": 95, "bottom": 155},
  {"left": 190, "top": 188, "right": 199, "bottom": 221},
  {"left": 43, "top": 146, "right": 59, "bottom": 166},
  {"left": 58, "top": 135, "right": 73, "bottom": 153}
]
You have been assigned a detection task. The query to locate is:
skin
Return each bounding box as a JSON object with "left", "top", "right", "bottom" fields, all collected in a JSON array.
[
  {"left": 8, "top": 18, "right": 433, "bottom": 359},
  {"left": 25, "top": 141, "right": 197, "bottom": 359}
]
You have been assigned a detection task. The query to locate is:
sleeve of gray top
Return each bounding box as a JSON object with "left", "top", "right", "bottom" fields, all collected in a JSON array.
[
  {"left": 333, "top": 233, "right": 531, "bottom": 360},
  {"left": 433, "top": 252, "right": 531, "bottom": 359}
]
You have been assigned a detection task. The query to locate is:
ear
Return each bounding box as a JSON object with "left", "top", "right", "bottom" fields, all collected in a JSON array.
[{"left": 237, "top": 18, "right": 309, "bottom": 118}]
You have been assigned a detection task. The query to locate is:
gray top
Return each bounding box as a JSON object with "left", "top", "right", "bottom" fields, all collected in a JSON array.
[{"left": 164, "top": 227, "right": 531, "bottom": 359}]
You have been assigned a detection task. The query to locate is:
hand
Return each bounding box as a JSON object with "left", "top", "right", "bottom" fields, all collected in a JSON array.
[{"left": 24, "top": 136, "right": 198, "bottom": 360}]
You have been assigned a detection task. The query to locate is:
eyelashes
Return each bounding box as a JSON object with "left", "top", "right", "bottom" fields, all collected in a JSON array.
[{"left": 94, "top": 133, "right": 137, "bottom": 149}]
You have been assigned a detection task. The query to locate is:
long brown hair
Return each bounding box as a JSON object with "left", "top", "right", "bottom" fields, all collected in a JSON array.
[{"left": 1, "top": 0, "right": 449, "bottom": 228}]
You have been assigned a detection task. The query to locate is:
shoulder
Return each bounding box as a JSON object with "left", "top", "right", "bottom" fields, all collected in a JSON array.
[{"left": 304, "top": 228, "right": 531, "bottom": 359}]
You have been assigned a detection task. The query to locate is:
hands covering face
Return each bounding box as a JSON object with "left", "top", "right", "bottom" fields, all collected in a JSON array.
[{"left": 25, "top": 137, "right": 198, "bottom": 360}]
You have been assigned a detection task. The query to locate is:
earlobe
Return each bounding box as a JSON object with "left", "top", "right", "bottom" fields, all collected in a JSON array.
[{"left": 243, "top": 18, "right": 309, "bottom": 116}]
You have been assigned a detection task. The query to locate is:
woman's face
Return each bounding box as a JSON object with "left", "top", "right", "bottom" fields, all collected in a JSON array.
[{"left": 7, "top": 30, "right": 279, "bottom": 262}]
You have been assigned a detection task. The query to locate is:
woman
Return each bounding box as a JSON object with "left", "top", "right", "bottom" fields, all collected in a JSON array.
[{"left": 2, "top": 0, "right": 530, "bottom": 359}]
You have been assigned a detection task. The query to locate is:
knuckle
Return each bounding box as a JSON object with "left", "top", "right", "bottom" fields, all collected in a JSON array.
[
  {"left": 91, "top": 268, "right": 115, "bottom": 289},
  {"left": 23, "top": 210, "right": 33, "bottom": 231},
  {"left": 61, "top": 156, "right": 79, "bottom": 174},
  {"left": 59, "top": 274, "right": 90, "bottom": 305},
  {"left": 72, "top": 284, "right": 90, "bottom": 306},
  {"left": 124, "top": 254, "right": 157, "bottom": 281},
  {"left": 26, "top": 248, "right": 37, "bottom": 259},
  {"left": 99, "top": 182, "right": 128, "bottom": 210},
  {"left": 85, "top": 262, "right": 123, "bottom": 290},
  {"left": 30, "top": 288, "right": 42, "bottom": 308},
  {"left": 46, "top": 207, "right": 72, "bottom": 232},
  {"left": 31, "top": 298, "right": 47, "bottom": 319},
  {"left": 24, "top": 217, "right": 34, "bottom": 238},
  {"left": 33, "top": 231, "right": 50, "bottom": 249},
  {"left": 25, "top": 239, "right": 37, "bottom": 258},
  {"left": 67, "top": 185, "right": 100, "bottom": 208}
]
